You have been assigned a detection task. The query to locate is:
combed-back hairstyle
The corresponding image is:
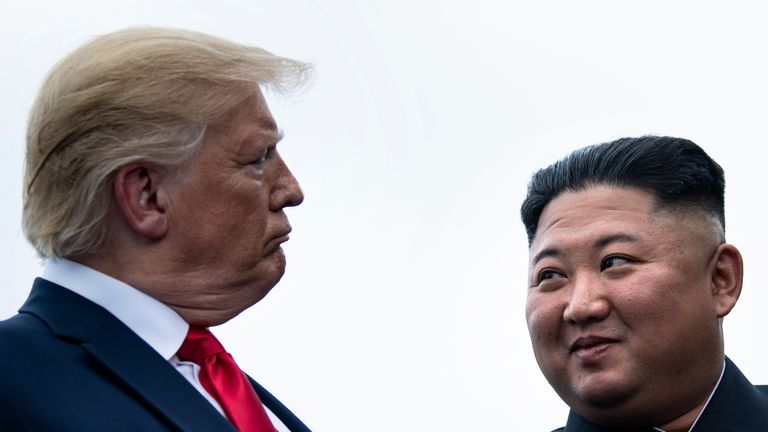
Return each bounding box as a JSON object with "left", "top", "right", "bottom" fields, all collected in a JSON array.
[
  {"left": 520, "top": 136, "right": 726, "bottom": 246},
  {"left": 23, "top": 27, "right": 312, "bottom": 258}
]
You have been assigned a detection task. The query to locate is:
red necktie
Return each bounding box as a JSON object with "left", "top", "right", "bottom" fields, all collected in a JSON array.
[{"left": 178, "top": 326, "right": 277, "bottom": 432}]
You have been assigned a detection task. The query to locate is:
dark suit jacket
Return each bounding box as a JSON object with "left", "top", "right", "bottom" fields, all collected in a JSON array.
[
  {"left": 0, "top": 278, "right": 312, "bottom": 431},
  {"left": 554, "top": 357, "right": 768, "bottom": 431}
]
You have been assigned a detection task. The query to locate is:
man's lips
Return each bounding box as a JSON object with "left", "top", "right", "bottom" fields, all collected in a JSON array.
[
  {"left": 265, "top": 227, "right": 292, "bottom": 254},
  {"left": 569, "top": 336, "right": 619, "bottom": 357}
]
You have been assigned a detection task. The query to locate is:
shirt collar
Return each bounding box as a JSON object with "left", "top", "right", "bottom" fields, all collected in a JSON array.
[{"left": 42, "top": 258, "right": 189, "bottom": 360}]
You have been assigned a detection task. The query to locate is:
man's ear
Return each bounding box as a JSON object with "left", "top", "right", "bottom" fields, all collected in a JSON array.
[
  {"left": 113, "top": 163, "right": 169, "bottom": 239},
  {"left": 710, "top": 243, "right": 743, "bottom": 318}
]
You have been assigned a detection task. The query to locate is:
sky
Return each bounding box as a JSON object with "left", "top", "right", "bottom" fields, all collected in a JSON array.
[{"left": 2, "top": 1, "right": 768, "bottom": 430}]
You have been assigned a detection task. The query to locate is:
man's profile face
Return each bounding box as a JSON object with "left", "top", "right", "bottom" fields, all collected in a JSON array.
[
  {"left": 160, "top": 89, "right": 304, "bottom": 324},
  {"left": 525, "top": 185, "right": 724, "bottom": 425}
]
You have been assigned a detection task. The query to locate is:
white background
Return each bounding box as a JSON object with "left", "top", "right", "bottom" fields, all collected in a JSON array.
[{"left": 2, "top": 1, "right": 768, "bottom": 430}]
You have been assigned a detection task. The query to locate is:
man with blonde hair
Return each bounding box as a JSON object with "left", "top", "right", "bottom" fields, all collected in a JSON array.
[{"left": 0, "top": 27, "right": 312, "bottom": 431}]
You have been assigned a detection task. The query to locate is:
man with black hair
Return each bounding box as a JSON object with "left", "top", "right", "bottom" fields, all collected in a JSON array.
[{"left": 522, "top": 136, "right": 768, "bottom": 431}]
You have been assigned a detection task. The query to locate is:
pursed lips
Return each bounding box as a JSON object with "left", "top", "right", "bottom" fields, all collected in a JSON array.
[
  {"left": 264, "top": 226, "right": 292, "bottom": 254},
  {"left": 275, "top": 225, "right": 292, "bottom": 240}
]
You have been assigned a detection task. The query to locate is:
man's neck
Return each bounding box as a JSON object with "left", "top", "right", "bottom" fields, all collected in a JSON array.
[
  {"left": 654, "top": 403, "right": 704, "bottom": 432},
  {"left": 655, "top": 360, "right": 726, "bottom": 432}
]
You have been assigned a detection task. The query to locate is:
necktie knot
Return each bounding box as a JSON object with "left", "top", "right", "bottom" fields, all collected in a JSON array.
[
  {"left": 177, "top": 326, "right": 276, "bottom": 432},
  {"left": 177, "top": 326, "right": 226, "bottom": 364}
]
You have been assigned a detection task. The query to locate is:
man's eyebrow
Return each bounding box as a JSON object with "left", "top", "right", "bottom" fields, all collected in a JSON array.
[
  {"left": 532, "top": 233, "right": 639, "bottom": 265},
  {"left": 593, "top": 233, "right": 639, "bottom": 249},
  {"left": 532, "top": 248, "right": 560, "bottom": 266}
]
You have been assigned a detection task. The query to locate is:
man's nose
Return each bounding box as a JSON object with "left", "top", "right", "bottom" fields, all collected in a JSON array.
[
  {"left": 562, "top": 273, "right": 610, "bottom": 324},
  {"left": 269, "top": 153, "right": 304, "bottom": 211}
]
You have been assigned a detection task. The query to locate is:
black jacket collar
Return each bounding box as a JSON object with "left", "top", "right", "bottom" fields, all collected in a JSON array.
[{"left": 559, "top": 357, "right": 768, "bottom": 432}]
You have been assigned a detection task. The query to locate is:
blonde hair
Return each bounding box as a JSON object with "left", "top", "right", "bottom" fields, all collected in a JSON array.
[{"left": 23, "top": 27, "right": 311, "bottom": 258}]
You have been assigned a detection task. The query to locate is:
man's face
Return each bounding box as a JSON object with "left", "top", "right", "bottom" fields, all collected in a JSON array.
[
  {"left": 525, "top": 185, "right": 726, "bottom": 426},
  {"left": 162, "top": 90, "right": 303, "bottom": 325}
]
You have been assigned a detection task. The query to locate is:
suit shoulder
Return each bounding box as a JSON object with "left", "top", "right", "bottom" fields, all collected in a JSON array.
[
  {"left": 0, "top": 311, "right": 58, "bottom": 362},
  {"left": 0, "top": 313, "right": 55, "bottom": 430},
  {"left": 0, "top": 311, "right": 48, "bottom": 335},
  {"left": 756, "top": 384, "right": 768, "bottom": 398},
  {"left": 0, "top": 310, "right": 50, "bottom": 337}
]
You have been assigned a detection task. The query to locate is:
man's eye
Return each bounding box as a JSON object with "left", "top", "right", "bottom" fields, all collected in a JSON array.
[
  {"left": 249, "top": 148, "right": 272, "bottom": 170},
  {"left": 537, "top": 270, "right": 563, "bottom": 284},
  {"left": 251, "top": 155, "right": 267, "bottom": 167},
  {"left": 600, "top": 256, "right": 631, "bottom": 271}
]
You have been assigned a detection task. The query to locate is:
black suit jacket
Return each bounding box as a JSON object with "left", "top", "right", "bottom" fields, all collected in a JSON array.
[
  {"left": 0, "top": 278, "right": 312, "bottom": 431},
  {"left": 554, "top": 357, "right": 768, "bottom": 432}
]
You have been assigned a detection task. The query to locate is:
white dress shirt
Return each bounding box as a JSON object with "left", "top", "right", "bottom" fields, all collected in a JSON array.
[{"left": 42, "top": 258, "right": 289, "bottom": 431}]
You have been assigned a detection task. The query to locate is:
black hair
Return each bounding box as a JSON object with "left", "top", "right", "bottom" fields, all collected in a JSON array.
[{"left": 520, "top": 136, "right": 725, "bottom": 245}]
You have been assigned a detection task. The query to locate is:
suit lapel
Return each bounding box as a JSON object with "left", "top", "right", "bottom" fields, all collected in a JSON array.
[
  {"left": 21, "top": 279, "right": 236, "bottom": 432},
  {"left": 83, "top": 316, "right": 236, "bottom": 432},
  {"left": 692, "top": 357, "right": 768, "bottom": 431}
]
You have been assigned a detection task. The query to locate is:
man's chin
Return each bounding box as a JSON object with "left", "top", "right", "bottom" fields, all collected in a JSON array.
[
  {"left": 191, "top": 291, "right": 274, "bottom": 327},
  {"left": 567, "top": 374, "right": 637, "bottom": 410},
  {"left": 263, "top": 246, "right": 287, "bottom": 274}
]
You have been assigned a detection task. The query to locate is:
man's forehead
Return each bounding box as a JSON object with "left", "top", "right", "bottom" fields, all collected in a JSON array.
[
  {"left": 211, "top": 90, "right": 277, "bottom": 129},
  {"left": 537, "top": 186, "right": 656, "bottom": 230},
  {"left": 209, "top": 94, "right": 282, "bottom": 148},
  {"left": 528, "top": 186, "right": 659, "bottom": 256}
]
